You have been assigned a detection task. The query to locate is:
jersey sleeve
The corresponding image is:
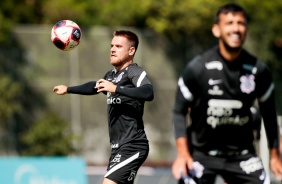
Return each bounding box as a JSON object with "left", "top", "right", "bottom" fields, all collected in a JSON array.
[
  {"left": 256, "top": 62, "right": 279, "bottom": 149},
  {"left": 115, "top": 84, "right": 154, "bottom": 101},
  {"left": 255, "top": 62, "right": 274, "bottom": 102},
  {"left": 128, "top": 65, "right": 152, "bottom": 87},
  {"left": 115, "top": 65, "right": 154, "bottom": 101},
  {"left": 67, "top": 81, "right": 99, "bottom": 95}
]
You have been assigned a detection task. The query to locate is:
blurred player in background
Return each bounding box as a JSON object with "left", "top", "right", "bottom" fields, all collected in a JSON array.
[
  {"left": 53, "top": 30, "right": 154, "bottom": 184},
  {"left": 171, "top": 3, "right": 282, "bottom": 184}
]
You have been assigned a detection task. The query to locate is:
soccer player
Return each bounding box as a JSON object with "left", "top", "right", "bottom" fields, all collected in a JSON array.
[
  {"left": 53, "top": 30, "right": 154, "bottom": 184},
  {"left": 171, "top": 3, "right": 282, "bottom": 184}
]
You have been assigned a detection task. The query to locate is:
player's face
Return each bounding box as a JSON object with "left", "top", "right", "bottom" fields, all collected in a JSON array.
[
  {"left": 110, "top": 36, "right": 134, "bottom": 69},
  {"left": 214, "top": 12, "right": 247, "bottom": 51}
]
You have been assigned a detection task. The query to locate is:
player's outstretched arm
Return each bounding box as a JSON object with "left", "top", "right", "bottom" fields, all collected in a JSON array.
[
  {"left": 53, "top": 82, "right": 99, "bottom": 95},
  {"left": 53, "top": 85, "right": 68, "bottom": 95}
]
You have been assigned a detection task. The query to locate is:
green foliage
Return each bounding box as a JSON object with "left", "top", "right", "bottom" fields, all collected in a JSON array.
[
  {"left": 147, "top": 0, "right": 219, "bottom": 34},
  {"left": 0, "top": 0, "right": 45, "bottom": 24},
  {"left": 21, "top": 111, "right": 78, "bottom": 156},
  {"left": 41, "top": 0, "right": 153, "bottom": 27},
  {"left": 0, "top": 0, "right": 49, "bottom": 153},
  {"left": 2, "top": 0, "right": 282, "bottom": 53},
  {"left": 0, "top": 75, "right": 22, "bottom": 124}
]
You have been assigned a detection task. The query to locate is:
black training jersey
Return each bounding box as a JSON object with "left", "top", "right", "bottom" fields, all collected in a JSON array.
[
  {"left": 173, "top": 46, "right": 278, "bottom": 152},
  {"left": 103, "top": 63, "right": 152, "bottom": 150}
]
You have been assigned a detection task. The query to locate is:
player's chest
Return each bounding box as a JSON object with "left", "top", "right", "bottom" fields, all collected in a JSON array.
[
  {"left": 106, "top": 71, "right": 133, "bottom": 87},
  {"left": 201, "top": 64, "right": 256, "bottom": 98}
]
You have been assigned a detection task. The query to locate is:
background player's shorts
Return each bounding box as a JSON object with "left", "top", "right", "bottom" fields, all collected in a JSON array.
[
  {"left": 105, "top": 143, "right": 149, "bottom": 184},
  {"left": 192, "top": 150, "right": 267, "bottom": 184}
]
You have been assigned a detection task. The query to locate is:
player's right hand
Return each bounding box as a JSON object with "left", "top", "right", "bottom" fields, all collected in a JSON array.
[
  {"left": 53, "top": 85, "right": 68, "bottom": 95},
  {"left": 172, "top": 155, "right": 194, "bottom": 180}
]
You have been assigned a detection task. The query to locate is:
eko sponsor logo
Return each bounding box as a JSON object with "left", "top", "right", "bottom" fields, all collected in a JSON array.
[
  {"left": 107, "top": 97, "right": 122, "bottom": 104},
  {"left": 107, "top": 92, "right": 122, "bottom": 104}
]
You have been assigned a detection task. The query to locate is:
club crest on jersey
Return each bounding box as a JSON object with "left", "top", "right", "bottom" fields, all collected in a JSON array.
[
  {"left": 240, "top": 75, "right": 255, "bottom": 94},
  {"left": 114, "top": 72, "right": 124, "bottom": 83}
]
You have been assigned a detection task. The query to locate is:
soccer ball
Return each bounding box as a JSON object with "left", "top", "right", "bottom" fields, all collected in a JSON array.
[{"left": 51, "top": 20, "right": 82, "bottom": 51}]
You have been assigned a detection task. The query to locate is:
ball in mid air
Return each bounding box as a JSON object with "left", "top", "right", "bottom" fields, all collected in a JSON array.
[{"left": 51, "top": 20, "right": 82, "bottom": 51}]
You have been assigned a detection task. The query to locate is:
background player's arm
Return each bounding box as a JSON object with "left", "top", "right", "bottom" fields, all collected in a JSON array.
[
  {"left": 259, "top": 91, "right": 282, "bottom": 179},
  {"left": 172, "top": 80, "right": 195, "bottom": 179},
  {"left": 171, "top": 60, "right": 199, "bottom": 179},
  {"left": 172, "top": 107, "right": 194, "bottom": 179},
  {"left": 256, "top": 66, "right": 282, "bottom": 179}
]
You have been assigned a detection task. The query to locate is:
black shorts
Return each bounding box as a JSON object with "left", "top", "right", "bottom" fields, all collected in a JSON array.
[
  {"left": 105, "top": 143, "right": 149, "bottom": 184},
  {"left": 191, "top": 150, "right": 268, "bottom": 184}
]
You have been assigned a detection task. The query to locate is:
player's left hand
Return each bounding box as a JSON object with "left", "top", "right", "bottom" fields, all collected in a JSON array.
[
  {"left": 270, "top": 155, "right": 282, "bottom": 180},
  {"left": 95, "top": 79, "right": 117, "bottom": 93}
]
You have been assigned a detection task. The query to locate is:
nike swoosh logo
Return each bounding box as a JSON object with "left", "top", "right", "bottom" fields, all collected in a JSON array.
[{"left": 208, "top": 79, "right": 222, "bottom": 85}]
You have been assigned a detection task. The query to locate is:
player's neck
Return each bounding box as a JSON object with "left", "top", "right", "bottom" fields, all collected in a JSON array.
[
  {"left": 115, "top": 60, "right": 133, "bottom": 71},
  {"left": 218, "top": 44, "right": 242, "bottom": 62}
]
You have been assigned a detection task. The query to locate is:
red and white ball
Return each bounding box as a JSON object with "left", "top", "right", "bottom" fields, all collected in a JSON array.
[{"left": 51, "top": 20, "right": 82, "bottom": 51}]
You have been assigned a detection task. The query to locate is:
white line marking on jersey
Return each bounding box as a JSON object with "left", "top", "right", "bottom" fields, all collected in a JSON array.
[
  {"left": 178, "top": 77, "right": 193, "bottom": 101},
  {"left": 137, "top": 71, "right": 146, "bottom": 87},
  {"left": 259, "top": 82, "right": 274, "bottom": 103}
]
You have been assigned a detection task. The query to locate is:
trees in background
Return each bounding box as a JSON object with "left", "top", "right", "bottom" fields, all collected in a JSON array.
[
  {"left": 1, "top": 0, "right": 281, "bottom": 69},
  {"left": 21, "top": 111, "right": 77, "bottom": 156}
]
